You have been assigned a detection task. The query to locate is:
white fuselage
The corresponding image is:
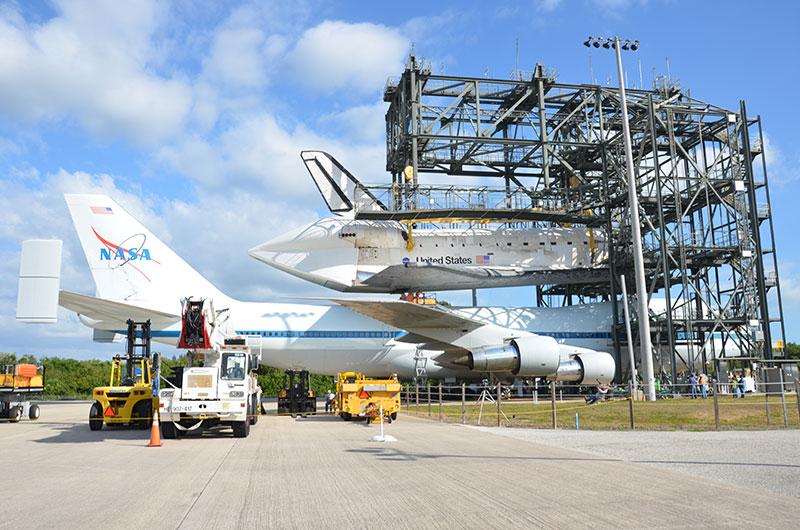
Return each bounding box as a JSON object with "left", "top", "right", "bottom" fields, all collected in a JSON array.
[{"left": 86, "top": 299, "right": 616, "bottom": 379}]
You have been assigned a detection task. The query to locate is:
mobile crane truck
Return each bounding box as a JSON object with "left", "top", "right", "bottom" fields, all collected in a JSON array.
[{"left": 158, "top": 298, "right": 262, "bottom": 438}]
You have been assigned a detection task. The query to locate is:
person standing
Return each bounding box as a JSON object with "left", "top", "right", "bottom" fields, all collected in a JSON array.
[
  {"left": 738, "top": 375, "right": 746, "bottom": 399},
  {"left": 689, "top": 373, "right": 698, "bottom": 399},
  {"left": 325, "top": 390, "right": 336, "bottom": 412},
  {"left": 699, "top": 373, "right": 708, "bottom": 399}
]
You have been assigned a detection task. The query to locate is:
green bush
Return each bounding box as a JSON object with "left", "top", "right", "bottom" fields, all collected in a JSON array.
[{"left": 2, "top": 351, "right": 334, "bottom": 398}]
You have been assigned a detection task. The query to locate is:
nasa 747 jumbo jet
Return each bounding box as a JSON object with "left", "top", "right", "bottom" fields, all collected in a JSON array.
[{"left": 19, "top": 193, "right": 615, "bottom": 384}]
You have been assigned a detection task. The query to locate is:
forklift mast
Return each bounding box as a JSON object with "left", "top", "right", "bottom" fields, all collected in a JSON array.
[{"left": 121, "top": 320, "right": 152, "bottom": 385}]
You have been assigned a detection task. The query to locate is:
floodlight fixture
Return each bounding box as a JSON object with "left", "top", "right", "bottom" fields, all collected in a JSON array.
[
  {"left": 593, "top": 41, "right": 600, "bottom": 48},
  {"left": 602, "top": 41, "right": 610, "bottom": 49},
  {"left": 584, "top": 39, "right": 591, "bottom": 47},
  {"left": 631, "top": 40, "right": 639, "bottom": 51}
]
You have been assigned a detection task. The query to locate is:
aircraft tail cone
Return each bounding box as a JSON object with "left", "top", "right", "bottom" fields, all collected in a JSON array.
[{"left": 147, "top": 410, "right": 163, "bottom": 447}]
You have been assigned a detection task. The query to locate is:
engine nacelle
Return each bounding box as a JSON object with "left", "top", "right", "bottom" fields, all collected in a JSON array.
[
  {"left": 553, "top": 350, "right": 615, "bottom": 385},
  {"left": 462, "top": 334, "right": 561, "bottom": 377}
]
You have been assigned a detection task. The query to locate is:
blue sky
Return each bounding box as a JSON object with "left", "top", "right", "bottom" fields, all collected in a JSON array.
[{"left": 1, "top": 0, "right": 798, "bottom": 360}]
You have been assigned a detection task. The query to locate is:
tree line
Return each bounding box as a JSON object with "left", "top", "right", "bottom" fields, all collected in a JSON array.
[
  {"left": 4, "top": 345, "right": 798, "bottom": 398},
  {"left": 0, "top": 352, "right": 334, "bottom": 398}
]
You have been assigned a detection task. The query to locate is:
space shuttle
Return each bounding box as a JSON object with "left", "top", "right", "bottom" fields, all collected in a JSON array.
[{"left": 248, "top": 152, "right": 609, "bottom": 293}]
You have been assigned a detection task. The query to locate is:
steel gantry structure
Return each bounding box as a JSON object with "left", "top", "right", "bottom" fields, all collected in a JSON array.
[{"left": 363, "top": 54, "right": 785, "bottom": 383}]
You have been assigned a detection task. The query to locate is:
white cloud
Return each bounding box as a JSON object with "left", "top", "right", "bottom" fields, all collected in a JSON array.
[
  {"left": 0, "top": 0, "right": 192, "bottom": 146},
  {"left": 288, "top": 21, "right": 408, "bottom": 94},
  {"left": 777, "top": 262, "right": 800, "bottom": 309},
  {"left": 318, "top": 101, "right": 388, "bottom": 144},
  {"left": 157, "top": 110, "right": 387, "bottom": 200},
  {"left": 202, "top": 27, "right": 267, "bottom": 89}
]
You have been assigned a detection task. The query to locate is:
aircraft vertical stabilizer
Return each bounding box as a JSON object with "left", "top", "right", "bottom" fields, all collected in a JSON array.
[
  {"left": 64, "top": 194, "right": 225, "bottom": 304},
  {"left": 300, "top": 151, "right": 386, "bottom": 216}
]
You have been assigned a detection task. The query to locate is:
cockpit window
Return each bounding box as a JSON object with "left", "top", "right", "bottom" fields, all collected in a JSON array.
[{"left": 222, "top": 352, "right": 246, "bottom": 380}]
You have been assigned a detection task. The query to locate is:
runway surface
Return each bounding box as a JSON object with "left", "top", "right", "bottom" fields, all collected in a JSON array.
[{"left": 2, "top": 402, "right": 798, "bottom": 529}]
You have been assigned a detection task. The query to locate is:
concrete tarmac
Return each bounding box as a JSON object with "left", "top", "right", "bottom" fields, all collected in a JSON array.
[{"left": 2, "top": 402, "right": 798, "bottom": 529}]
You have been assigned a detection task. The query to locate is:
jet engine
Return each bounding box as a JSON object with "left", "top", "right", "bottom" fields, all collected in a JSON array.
[
  {"left": 455, "top": 335, "right": 615, "bottom": 384},
  {"left": 551, "top": 350, "right": 614, "bottom": 384},
  {"left": 456, "top": 335, "right": 561, "bottom": 377}
]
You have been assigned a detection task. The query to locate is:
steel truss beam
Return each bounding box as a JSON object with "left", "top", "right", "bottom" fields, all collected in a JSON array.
[{"left": 377, "top": 55, "right": 785, "bottom": 383}]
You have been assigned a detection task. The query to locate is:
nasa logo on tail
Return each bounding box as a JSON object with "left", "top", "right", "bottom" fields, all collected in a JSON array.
[{"left": 91, "top": 225, "right": 160, "bottom": 282}]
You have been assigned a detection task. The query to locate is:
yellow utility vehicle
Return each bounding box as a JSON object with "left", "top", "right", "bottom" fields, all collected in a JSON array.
[
  {"left": 334, "top": 372, "right": 401, "bottom": 423},
  {"left": 89, "top": 320, "right": 159, "bottom": 430}
]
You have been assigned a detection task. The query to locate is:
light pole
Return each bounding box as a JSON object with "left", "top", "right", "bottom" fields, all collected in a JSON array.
[{"left": 584, "top": 36, "right": 656, "bottom": 401}]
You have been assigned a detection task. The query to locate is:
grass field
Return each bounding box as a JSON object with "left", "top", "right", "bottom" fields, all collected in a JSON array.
[{"left": 402, "top": 393, "right": 800, "bottom": 431}]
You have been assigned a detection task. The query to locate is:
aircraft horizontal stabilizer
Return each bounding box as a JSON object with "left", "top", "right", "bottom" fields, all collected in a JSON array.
[{"left": 58, "top": 290, "right": 180, "bottom": 327}]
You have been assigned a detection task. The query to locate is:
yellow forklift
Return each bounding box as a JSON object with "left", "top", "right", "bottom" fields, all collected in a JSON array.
[{"left": 89, "top": 320, "right": 159, "bottom": 430}]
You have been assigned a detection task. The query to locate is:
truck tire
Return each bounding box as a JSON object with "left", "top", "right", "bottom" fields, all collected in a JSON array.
[
  {"left": 390, "top": 412, "right": 397, "bottom": 421},
  {"left": 232, "top": 419, "right": 250, "bottom": 438},
  {"left": 132, "top": 400, "right": 152, "bottom": 429},
  {"left": 29, "top": 404, "right": 40, "bottom": 420},
  {"left": 342, "top": 412, "right": 351, "bottom": 421},
  {"left": 89, "top": 402, "right": 104, "bottom": 431},
  {"left": 249, "top": 396, "right": 258, "bottom": 425},
  {"left": 8, "top": 406, "right": 22, "bottom": 423},
  {"left": 161, "top": 421, "right": 177, "bottom": 439}
]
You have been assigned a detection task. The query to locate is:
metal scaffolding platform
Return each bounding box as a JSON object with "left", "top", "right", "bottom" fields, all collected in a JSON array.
[{"left": 368, "top": 54, "right": 786, "bottom": 383}]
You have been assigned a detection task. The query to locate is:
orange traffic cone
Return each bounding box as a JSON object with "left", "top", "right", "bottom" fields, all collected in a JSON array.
[{"left": 147, "top": 410, "right": 162, "bottom": 447}]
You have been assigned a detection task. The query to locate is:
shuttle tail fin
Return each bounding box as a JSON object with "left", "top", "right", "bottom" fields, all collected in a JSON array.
[
  {"left": 300, "top": 151, "right": 387, "bottom": 216},
  {"left": 64, "top": 194, "right": 227, "bottom": 306}
]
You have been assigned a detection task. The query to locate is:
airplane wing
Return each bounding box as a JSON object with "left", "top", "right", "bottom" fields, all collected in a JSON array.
[
  {"left": 323, "top": 297, "right": 496, "bottom": 362},
  {"left": 58, "top": 290, "right": 181, "bottom": 327},
  {"left": 329, "top": 298, "right": 483, "bottom": 332}
]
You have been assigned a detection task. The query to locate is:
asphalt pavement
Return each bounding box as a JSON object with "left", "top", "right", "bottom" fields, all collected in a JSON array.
[{"left": 1, "top": 402, "right": 798, "bottom": 529}]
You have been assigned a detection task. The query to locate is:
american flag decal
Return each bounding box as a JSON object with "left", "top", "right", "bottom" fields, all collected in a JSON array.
[
  {"left": 90, "top": 206, "right": 113, "bottom": 215},
  {"left": 476, "top": 255, "right": 490, "bottom": 264}
]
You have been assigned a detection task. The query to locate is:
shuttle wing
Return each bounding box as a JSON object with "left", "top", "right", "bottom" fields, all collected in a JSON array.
[
  {"left": 58, "top": 290, "right": 180, "bottom": 327},
  {"left": 356, "top": 263, "right": 610, "bottom": 292}
]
